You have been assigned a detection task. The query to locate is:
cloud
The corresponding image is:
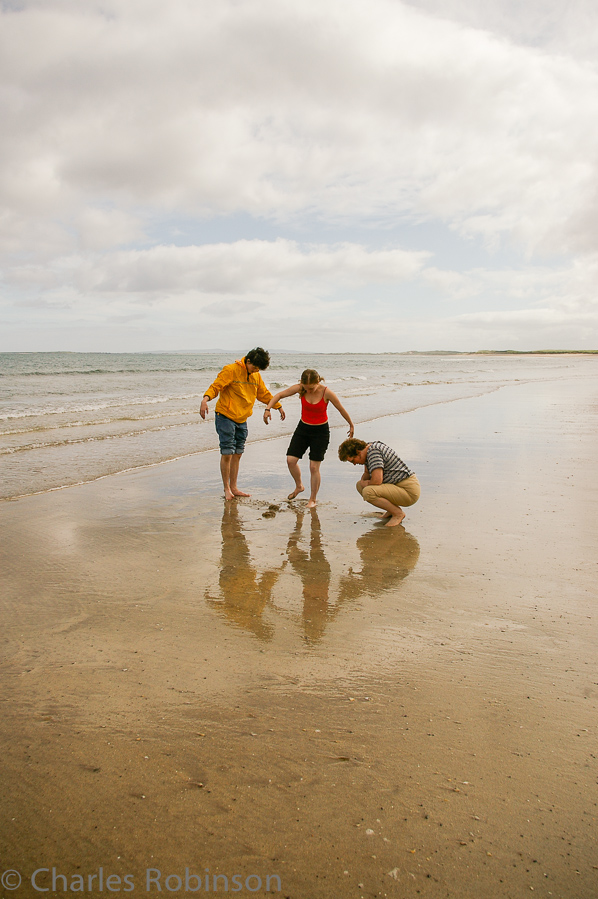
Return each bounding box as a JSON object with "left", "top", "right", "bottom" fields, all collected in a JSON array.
[
  {"left": 2, "top": 0, "right": 598, "bottom": 255},
  {"left": 202, "top": 299, "right": 265, "bottom": 317},
  {"left": 77, "top": 207, "right": 145, "bottom": 250},
  {"left": 1, "top": 0, "right": 598, "bottom": 350},
  {"left": 404, "top": 0, "right": 598, "bottom": 62},
  {"left": 4, "top": 239, "right": 428, "bottom": 297}
]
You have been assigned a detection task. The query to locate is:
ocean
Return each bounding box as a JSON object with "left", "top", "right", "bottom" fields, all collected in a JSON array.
[{"left": 1, "top": 351, "right": 593, "bottom": 500}]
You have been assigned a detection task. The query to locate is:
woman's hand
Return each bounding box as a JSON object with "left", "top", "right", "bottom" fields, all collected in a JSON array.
[{"left": 263, "top": 409, "right": 272, "bottom": 424}]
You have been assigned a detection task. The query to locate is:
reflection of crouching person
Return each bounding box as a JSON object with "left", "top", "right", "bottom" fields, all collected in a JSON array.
[{"left": 339, "top": 438, "right": 420, "bottom": 527}]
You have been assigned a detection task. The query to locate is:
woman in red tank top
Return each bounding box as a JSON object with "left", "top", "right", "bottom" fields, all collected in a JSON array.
[{"left": 264, "top": 369, "right": 354, "bottom": 507}]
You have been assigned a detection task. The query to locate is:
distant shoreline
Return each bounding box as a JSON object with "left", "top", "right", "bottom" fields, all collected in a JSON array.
[
  {"left": 2, "top": 349, "right": 598, "bottom": 357},
  {"left": 403, "top": 349, "right": 598, "bottom": 355}
]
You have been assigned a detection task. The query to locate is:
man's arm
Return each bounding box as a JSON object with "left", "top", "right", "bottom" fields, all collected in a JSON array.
[
  {"left": 199, "top": 366, "right": 234, "bottom": 419},
  {"left": 359, "top": 465, "right": 383, "bottom": 487},
  {"left": 362, "top": 445, "right": 384, "bottom": 485},
  {"left": 199, "top": 394, "right": 211, "bottom": 420}
]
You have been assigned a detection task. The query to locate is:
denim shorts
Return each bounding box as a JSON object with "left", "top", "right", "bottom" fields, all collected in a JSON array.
[{"left": 215, "top": 412, "right": 248, "bottom": 455}]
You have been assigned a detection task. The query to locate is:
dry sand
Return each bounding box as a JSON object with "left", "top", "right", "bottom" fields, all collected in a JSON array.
[{"left": 1, "top": 375, "right": 597, "bottom": 898}]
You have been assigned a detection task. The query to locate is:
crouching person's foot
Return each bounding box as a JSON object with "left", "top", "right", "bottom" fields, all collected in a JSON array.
[{"left": 385, "top": 511, "right": 405, "bottom": 527}]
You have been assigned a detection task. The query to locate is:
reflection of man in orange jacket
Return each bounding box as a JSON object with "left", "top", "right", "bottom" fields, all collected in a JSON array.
[
  {"left": 200, "top": 348, "right": 285, "bottom": 500},
  {"left": 206, "top": 504, "right": 283, "bottom": 641}
]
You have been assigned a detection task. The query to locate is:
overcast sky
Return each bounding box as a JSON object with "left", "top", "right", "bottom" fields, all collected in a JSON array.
[{"left": 2, "top": 0, "right": 598, "bottom": 352}]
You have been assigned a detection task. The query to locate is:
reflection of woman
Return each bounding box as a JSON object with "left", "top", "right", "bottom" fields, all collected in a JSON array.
[
  {"left": 339, "top": 528, "right": 420, "bottom": 603},
  {"left": 286, "top": 509, "right": 333, "bottom": 644},
  {"left": 205, "top": 504, "right": 283, "bottom": 641}
]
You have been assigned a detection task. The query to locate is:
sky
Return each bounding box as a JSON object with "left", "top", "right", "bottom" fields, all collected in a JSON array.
[{"left": 2, "top": 0, "right": 598, "bottom": 353}]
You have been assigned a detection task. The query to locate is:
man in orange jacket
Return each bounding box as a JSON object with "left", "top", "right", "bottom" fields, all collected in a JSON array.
[{"left": 200, "top": 348, "right": 285, "bottom": 500}]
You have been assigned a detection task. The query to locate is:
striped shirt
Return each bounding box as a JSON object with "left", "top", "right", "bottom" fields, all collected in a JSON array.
[{"left": 366, "top": 441, "right": 413, "bottom": 484}]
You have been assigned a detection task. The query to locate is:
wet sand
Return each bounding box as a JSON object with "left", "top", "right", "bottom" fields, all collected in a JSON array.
[{"left": 1, "top": 375, "right": 597, "bottom": 898}]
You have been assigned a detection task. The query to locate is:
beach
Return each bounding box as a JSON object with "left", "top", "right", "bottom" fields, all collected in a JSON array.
[{"left": 1, "top": 363, "right": 597, "bottom": 898}]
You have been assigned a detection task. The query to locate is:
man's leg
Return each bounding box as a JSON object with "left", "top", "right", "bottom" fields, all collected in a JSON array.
[
  {"left": 227, "top": 420, "right": 250, "bottom": 497},
  {"left": 363, "top": 493, "right": 405, "bottom": 526},
  {"left": 356, "top": 479, "right": 389, "bottom": 517},
  {"left": 362, "top": 484, "right": 406, "bottom": 527},
  {"left": 229, "top": 452, "right": 250, "bottom": 498},
  {"left": 219, "top": 454, "right": 235, "bottom": 501},
  {"left": 215, "top": 413, "right": 246, "bottom": 500}
]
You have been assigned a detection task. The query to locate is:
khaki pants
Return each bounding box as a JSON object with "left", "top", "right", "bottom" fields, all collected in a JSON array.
[{"left": 357, "top": 474, "right": 420, "bottom": 508}]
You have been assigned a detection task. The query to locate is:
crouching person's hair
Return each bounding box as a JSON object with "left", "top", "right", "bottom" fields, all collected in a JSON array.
[{"left": 338, "top": 438, "right": 367, "bottom": 461}]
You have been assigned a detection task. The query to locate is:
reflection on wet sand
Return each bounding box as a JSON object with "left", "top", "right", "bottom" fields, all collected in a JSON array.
[
  {"left": 339, "top": 527, "right": 420, "bottom": 602},
  {"left": 205, "top": 503, "right": 283, "bottom": 641},
  {"left": 286, "top": 509, "right": 333, "bottom": 644},
  {"left": 207, "top": 505, "right": 420, "bottom": 645}
]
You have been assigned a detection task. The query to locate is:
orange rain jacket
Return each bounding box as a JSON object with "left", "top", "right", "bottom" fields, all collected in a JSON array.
[{"left": 203, "top": 359, "right": 281, "bottom": 424}]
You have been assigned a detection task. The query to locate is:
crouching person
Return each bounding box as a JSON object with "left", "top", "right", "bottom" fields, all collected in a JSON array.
[{"left": 338, "top": 438, "right": 420, "bottom": 527}]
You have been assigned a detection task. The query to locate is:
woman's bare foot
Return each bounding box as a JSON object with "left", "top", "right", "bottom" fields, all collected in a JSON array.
[
  {"left": 231, "top": 488, "right": 251, "bottom": 497},
  {"left": 385, "top": 512, "right": 405, "bottom": 527},
  {"left": 377, "top": 510, "right": 392, "bottom": 518},
  {"left": 288, "top": 485, "right": 304, "bottom": 500},
  {"left": 307, "top": 499, "right": 317, "bottom": 508}
]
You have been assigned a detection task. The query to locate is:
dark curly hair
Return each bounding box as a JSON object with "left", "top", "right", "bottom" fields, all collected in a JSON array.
[
  {"left": 245, "top": 347, "right": 271, "bottom": 370},
  {"left": 338, "top": 438, "right": 367, "bottom": 461}
]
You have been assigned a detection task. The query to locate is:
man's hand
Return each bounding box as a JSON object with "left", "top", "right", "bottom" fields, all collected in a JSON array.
[
  {"left": 278, "top": 407, "right": 285, "bottom": 421},
  {"left": 200, "top": 397, "right": 209, "bottom": 420},
  {"left": 263, "top": 409, "right": 272, "bottom": 425}
]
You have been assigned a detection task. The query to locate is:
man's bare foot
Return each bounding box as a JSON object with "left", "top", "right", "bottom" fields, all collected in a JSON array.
[
  {"left": 377, "top": 510, "right": 392, "bottom": 519},
  {"left": 231, "top": 488, "right": 251, "bottom": 497},
  {"left": 385, "top": 512, "right": 405, "bottom": 527},
  {"left": 307, "top": 499, "right": 317, "bottom": 508},
  {"left": 224, "top": 488, "right": 235, "bottom": 501},
  {"left": 288, "top": 485, "right": 304, "bottom": 500}
]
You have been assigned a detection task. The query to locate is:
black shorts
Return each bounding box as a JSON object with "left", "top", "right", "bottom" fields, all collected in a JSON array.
[{"left": 286, "top": 420, "right": 330, "bottom": 462}]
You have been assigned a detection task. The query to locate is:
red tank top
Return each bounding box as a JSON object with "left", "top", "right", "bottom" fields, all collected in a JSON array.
[{"left": 301, "top": 388, "right": 328, "bottom": 425}]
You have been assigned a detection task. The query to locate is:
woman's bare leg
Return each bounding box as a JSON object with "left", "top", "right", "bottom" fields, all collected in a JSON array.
[
  {"left": 308, "top": 460, "right": 322, "bottom": 508},
  {"left": 287, "top": 455, "right": 304, "bottom": 500}
]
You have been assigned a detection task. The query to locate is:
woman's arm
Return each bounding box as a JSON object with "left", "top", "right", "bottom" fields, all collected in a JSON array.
[
  {"left": 325, "top": 390, "right": 355, "bottom": 437},
  {"left": 265, "top": 383, "right": 301, "bottom": 410},
  {"left": 263, "top": 383, "right": 301, "bottom": 423}
]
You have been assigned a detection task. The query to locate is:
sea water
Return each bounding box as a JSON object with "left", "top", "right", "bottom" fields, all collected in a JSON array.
[{"left": 0, "top": 351, "right": 592, "bottom": 499}]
